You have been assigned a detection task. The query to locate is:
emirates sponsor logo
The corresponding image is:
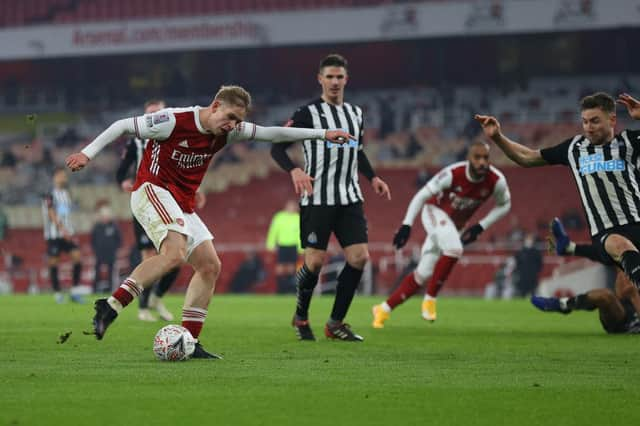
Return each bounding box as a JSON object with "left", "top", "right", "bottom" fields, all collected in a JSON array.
[{"left": 171, "top": 149, "right": 212, "bottom": 169}]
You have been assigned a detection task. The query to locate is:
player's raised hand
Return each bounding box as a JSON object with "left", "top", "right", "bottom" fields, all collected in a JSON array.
[
  {"left": 617, "top": 93, "right": 640, "bottom": 120},
  {"left": 372, "top": 176, "right": 391, "bottom": 200},
  {"left": 65, "top": 152, "right": 90, "bottom": 172},
  {"left": 290, "top": 167, "right": 314, "bottom": 196},
  {"left": 474, "top": 114, "right": 501, "bottom": 140},
  {"left": 392, "top": 224, "right": 411, "bottom": 249},
  {"left": 325, "top": 129, "right": 354, "bottom": 144}
]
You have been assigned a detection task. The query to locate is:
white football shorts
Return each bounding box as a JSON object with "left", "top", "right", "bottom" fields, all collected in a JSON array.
[
  {"left": 420, "top": 204, "right": 463, "bottom": 259},
  {"left": 130, "top": 182, "right": 213, "bottom": 259}
]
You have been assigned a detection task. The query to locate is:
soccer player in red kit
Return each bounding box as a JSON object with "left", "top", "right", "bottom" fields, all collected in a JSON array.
[
  {"left": 66, "top": 85, "right": 351, "bottom": 358},
  {"left": 372, "top": 141, "right": 511, "bottom": 327}
]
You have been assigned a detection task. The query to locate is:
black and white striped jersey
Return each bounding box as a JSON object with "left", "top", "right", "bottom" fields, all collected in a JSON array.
[
  {"left": 42, "top": 188, "right": 74, "bottom": 240},
  {"left": 287, "top": 98, "right": 365, "bottom": 206},
  {"left": 116, "top": 137, "right": 147, "bottom": 185},
  {"left": 541, "top": 129, "right": 640, "bottom": 236}
]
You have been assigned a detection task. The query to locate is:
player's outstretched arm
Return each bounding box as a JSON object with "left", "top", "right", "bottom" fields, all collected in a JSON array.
[
  {"left": 229, "top": 123, "right": 353, "bottom": 144},
  {"left": 474, "top": 114, "right": 547, "bottom": 168},
  {"left": 472, "top": 175, "right": 512, "bottom": 242},
  {"left": 617, "top": 93, "right": 640, "bottom": 120},
  {"left": 66, "top": 118, "right": 138, "bottom": 172}
]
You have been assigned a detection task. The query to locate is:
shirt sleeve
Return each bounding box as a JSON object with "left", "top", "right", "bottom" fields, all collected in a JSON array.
[
  {"left": 81, "top": 111, "right": 175, "bottom": 160},
  {"left": 357, "top": 107, "right": 365, "bottom": 150},
  {"left": 43, "top": 193, "right": 53, "bottom": 209},
  {"left": 425, "top": 167, "right": 453, "bottom": 195},
  {"left": 402, "top": 168, "right": 453, "bottom": 226},
  {"left": 624, "top": 129, "right": 640, "bottom": 147},
  {"left": 357, "top": 150, "right": 376, "bottom": 181},
  {"left": 132, "top": 109, "right": 176, "bottom": 141},
  {"left": 540, "top": 137, "right": 574, "bottom": 166},
  {"left": 265, "top": 213, "right": 280, "bottom": 250},
  {"left": 289, "top": 107, "right": 314, "bottom": 128},
  {"left": 478, "top": 174, "right": 512, "bottom": 230},
  {"left": 226, "top": 122, "right": 325, "bottom": 144}
]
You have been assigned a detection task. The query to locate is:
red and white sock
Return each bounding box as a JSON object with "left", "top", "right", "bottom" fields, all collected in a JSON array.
[
  {"left": 108, "top": 278, "right": 142, "bottom": 313},
  {"left": 182, "top": 307, "right": 208, "bottom": 339},
  {"left": 426, "top": 255, "right": 458, "bottom": 298},
  {"left": 385, "top": 273, "right": 420, "bottom": 310}
]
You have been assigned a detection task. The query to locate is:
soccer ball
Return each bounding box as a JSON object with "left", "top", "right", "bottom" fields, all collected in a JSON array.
[{"left": 153, "top": 325, "right": 196, "bottom": 361}]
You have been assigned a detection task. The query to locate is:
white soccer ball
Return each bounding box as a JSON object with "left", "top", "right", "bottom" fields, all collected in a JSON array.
[{"left": 153, "top": 325, "right": 196, "bottom": 361}]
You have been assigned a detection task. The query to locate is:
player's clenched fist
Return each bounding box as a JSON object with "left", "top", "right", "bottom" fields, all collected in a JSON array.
[{"left": 65, "top": 152, "right": 90, "bottom": 172}]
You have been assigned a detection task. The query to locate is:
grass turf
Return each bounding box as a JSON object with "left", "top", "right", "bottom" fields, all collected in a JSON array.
[{"left": 0, "top": 294, "right": 638, "bottom": 426}]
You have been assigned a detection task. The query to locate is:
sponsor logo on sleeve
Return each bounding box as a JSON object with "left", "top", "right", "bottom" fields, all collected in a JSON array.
[
  {"left": 145, "top": 116, "right": 153, "bottom": 128},
  {"left": 152, "top": 112, "right": 170, "bottom": 125}
]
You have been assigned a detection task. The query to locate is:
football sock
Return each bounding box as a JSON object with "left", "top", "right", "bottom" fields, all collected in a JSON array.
[
  {"left": 574, "top": 244, "right": 601, "bottom": 262},
  {"left": 426, "top": 255, "right": 458, "bottom": 297},
  {"left": 620, "top": 250, "right": 640, "bottom": 289},
  {"left": 329, "top": 263, "right": 363, "bottom": 322},
  {"left": 110, "top": 277, "right": 142, "bottom": 311},
  {"left": 155, "top": 268, "right": 179, "bottom": 297},
  {"left": 386, "top": 273, "right": 420, "bottom": 309},
  {"left": 72, "top": 262, "right": 81, "bottom": 286},
  {"left": 295, "top": 264, "right": 319, "bottom": 320},
  {"left": 139, "top": 287, "right": 151, "bottom": 309},
  {"left": 182, "top": 307, "right": 207, "bottom": 339},
  {"left": 49, "top": 265, "right": 60, "bottom": 292},
  {"left": 566, "top": 294, "right": 596, "bottom": 311}
]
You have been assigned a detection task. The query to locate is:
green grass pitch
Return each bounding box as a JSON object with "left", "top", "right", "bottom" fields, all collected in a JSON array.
[{"left": 1, "top": 294, "right": 638, "bottom": 426}]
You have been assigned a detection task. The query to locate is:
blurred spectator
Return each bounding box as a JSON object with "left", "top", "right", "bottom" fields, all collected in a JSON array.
[
  {"left": 0, "top": 197, "right": 7, "bottom": 241},
  {"left": 405, "top": 133, "right": 423, "bottom": 158},
  {"left": 229, "top": 252, "right": 266, "bottom": 293},
  {"left": 90, "top": 202, "right": 121, "bottom": 293},
  {"left": 265, "top": 200, "right": 301, "bottom": 294},
  {"left": 1, "top": 149, "right": 17, "bottom": 168},
  {"left": 513, "top": 234, "right": 543, "bottom": 297},
  {"left": 415, "top": 166, "right": 431, "bottom": 189},
  {"left": 485, "top": 257, "right": 515, "bottom": 299}
]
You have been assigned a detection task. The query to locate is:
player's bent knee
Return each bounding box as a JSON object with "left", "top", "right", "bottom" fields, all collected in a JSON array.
[
  {"left": 196, "top": 260, "right": 221, "bottom": 282},
  {"left": 413, "top": 270, "right": 427, "bottom": 286},
  {"left": 305, "top": 255, "right": 324, "bottom": 273},
  {"left": 164, "top": 251, "right": 187, "bottom": 270},
  {"left": 618, "top": 282, "right": 637, "bottom": 300},
  {"left": 348, "top": 252, "right": 369, "bottom": 269},
  {"left": 605, "top": 234, "right": 637, "bottom": 257}
]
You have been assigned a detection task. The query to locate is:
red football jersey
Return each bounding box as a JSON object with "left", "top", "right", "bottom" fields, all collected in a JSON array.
[
  {"left": 131, "top": 107, "right": 261, "bottom": 213},
  {"left": 426, "top": 161, "right": 508, "bottom": 229},
  {"left": 132, "top": 107, "right": 226, "bottom": 213}
]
